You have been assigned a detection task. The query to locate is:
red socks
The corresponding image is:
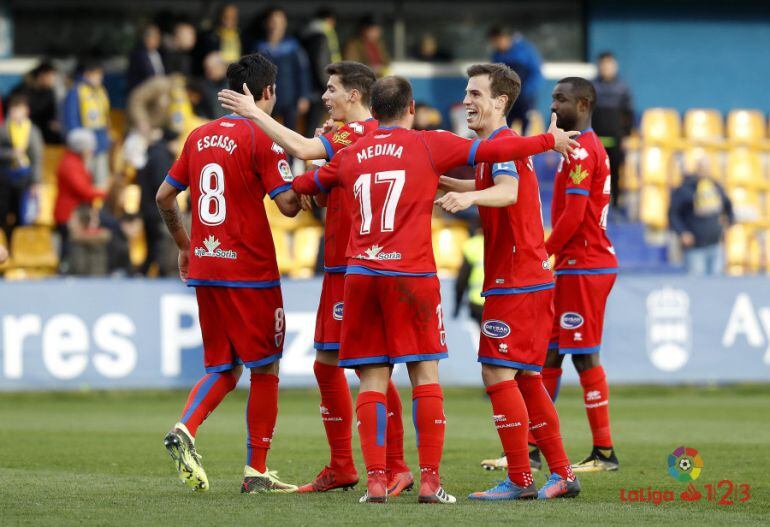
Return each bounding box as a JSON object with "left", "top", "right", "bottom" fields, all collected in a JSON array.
[
  {"left": 517, "top": 374, "right": 573, "bottom": 481},
  {"left": 356, "top": 391, "right": 388, "bottom": 474},
  {"left": 246, "top": 373, "right": 279, "bottom": 473},
  {"left": 486, "top": 379, "right": 533, "bottom": 488},
  {"left": 579, "top": 365, "right": 613, "bottom": 448},
  {"left": 180, "top": 371, "right": 238, "bottom": 437},
  {"left": 313, "top": 361, "right": 355, "bottom": 470},
  {"left": 541, "top": 367, "right": 563, "bottom": 401},
  {"left": 411, "top": 383, "right": 445, "bottom": 474},
  {"left": 386, "top": 381, "right": 410, "bottom": 474}
]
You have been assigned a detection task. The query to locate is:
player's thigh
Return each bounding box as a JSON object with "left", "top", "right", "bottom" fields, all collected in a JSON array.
[
  {"left": 195, "top": 286, "right": 238, "bottom": 372},
  {"left": 227, "top": 286, "right": 285, "bottom": 368},
  {"left": 314, "top": 272, "right": 346, "bottom": 352},
  {"left": 383, "top": 276, "right": 447, "bottom": 363},
  {"left": 478, "top": 290, "right": 553, "bottom": 372},
  {"left": 339, "top": 275, "right": 387, "bottom": 366}
]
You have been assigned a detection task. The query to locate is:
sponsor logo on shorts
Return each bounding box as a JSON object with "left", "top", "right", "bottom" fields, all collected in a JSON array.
[
  {"left": 560, "top": 312, "right": 584, "bottom": 330},
  {"left": 194, "top": 235, "right": 237, "bottom": 260},
  {"left": 332, "top": 302, "right": 344, "bottom": 320},
  {"left": 482, "top": 320, "right": 511, "bottom": 339}
]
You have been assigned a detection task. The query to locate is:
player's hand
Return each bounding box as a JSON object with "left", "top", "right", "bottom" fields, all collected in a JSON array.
[
  {"left": 218, "top": 84, "right": 260, "bottom": 120},
  {"left": 438, "top": 175, "right": 461, "bottom": 192},
  {"left": 178, "top": 249, "right": 189, "bottom": 283},
  {"left": 314, "top": 193, "right": 328, "bottom": 208},
  {"left": 0, "top": 244, "right": 8, "bottom": 264},
  {"left": 299, "top": 194, "right": 314, "bottom": 211},
  {"left": 548, "top": 113, "right": 581, "bottom": 161},
  {"left": 314, "top": 119, "right": 338, "bottom": 138},
  {"left": 435, "top": 191, "right": 475, "bottom": 214}
]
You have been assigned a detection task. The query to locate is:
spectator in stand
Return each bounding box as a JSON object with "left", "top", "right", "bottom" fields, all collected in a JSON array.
[
  {"left": 196, "top": 3, "right": 242, "bottom": 74},
  {"left": 414, "top": 33, "right": 452, "bottom": 62},
  {"left": 9, "top": 61, "right": 62, "bottom": 144},
  {"left": 200, "top": 52, "right": 229, "bottom": 119},
  {"left": 0, "top": 94, "right": 43, "bottom": 240},
  {"left": 413, "top": 102, "right": 442, "bottom": 131},
  {"left": 301, "top": 8, "right": 341, "bottom": 134},
  {"left": 163, "top": 19, "right": 197, "bottom": 77},
  {"left": 126, "top": 24, "right": 165, "bottom": 94},
  {"left": 344, "top": 15, "right": 391, "bottom": 77},
  {"left": 136, "top": 128, "right": 179, "bottom": 276},
  {"left": 668, "top": 157, "right": 734, "bottom": 276},
  {"left": 253, "top": 7, "right": 312, "bottom": 133},
  {"left": 62, "top": 59, "right": 111, "bottom": 188},
  {"left": 593, "top": 51, "right": 634, "bottom": 211},
  {"left": 67, "top": 204, "right": 110, "bottom": 276},
  {"left": 488, "top": 25, "right": 543, "bottom": 134},
  {"left": 54, "top": 128, "right": 106, "bottom": 269},
  {"left": 454, "top": 222, "right": 484, "bottom": 327},
  {"left": 128, "top": 74, "right": 200, "bottom": 139},
  {"left": 99, "top": 183, "right": 138, "bottom": 275}
]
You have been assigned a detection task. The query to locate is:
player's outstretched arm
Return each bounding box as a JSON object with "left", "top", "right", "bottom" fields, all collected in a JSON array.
[
  {"left": 156, "top": 181, "right": 191, "bottom": 282},
  {"left": 218, "top": 84, "right": 327, "bottom": 160},
  {"left": 436, "top": 174, "right": 518, "bottom": 213},
  {"left": 472, "top": 114, "right": 579, "bottom": 164}
]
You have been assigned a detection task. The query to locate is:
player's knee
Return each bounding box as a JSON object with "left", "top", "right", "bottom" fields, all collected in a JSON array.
[
  {"left": 544, "top": 348, "right": 564, "bottom": 368},
  {"left": 250, "top": 360, "right": 279, "bottom": 376},
  {"left": 406, "top": 360, "right": 439, "bottom": 387},
  {"left": 572, "top": 352, "right": 600, "bottom": 372},
  {"left": 480, "top": 363, "right": 516, "bottom": 387},
  {"left": 315, "top": 350, "right": 339, "bottom": 366}
]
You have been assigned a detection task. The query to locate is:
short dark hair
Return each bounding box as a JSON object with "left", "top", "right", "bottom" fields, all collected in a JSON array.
[
  {"left": 325, "top": 61, "right": 376, "bottom": 105},
  {"left": 226, "top": 53, "right": 277, "bottom": 101},
  {"left": 466, "top": 63, "right": 521, "bottom": 115},
  {"left": 487, "top": 25, "right": 511, "bottom": 39},
  {"left": 315, "top": 7, "right": 335, "bottom": 20},
  {"left": 77, "top": 57, "right": 103, "bottom": 75},
  {"left": 31, "top": 61, "right": 56, "bottom": 78},
  {"left": 7, "top": 93, "right": 28, "bottom": 109},
  {"left": 597, "top": 51, "right": 615, "bottom": 61},
  {"left": 370, "top": 76, "right": 412, "bottom": 122},
  {"left": 557, "top": 76, "right": 597, "bottom": 111}
]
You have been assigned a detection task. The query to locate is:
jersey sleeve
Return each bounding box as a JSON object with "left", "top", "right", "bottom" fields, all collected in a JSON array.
[
  {"left": 256, "top": 138, "right": 295, "bottom": 199},
  {"left": 292, "top": 152, "right": 343, "bottom": 195},
  {"left": 319, "top": 123, "right": 354, "bottom": 161},
  {"left": 165, "top": 136, "right": 192, "bottom": 190},
  {"left": 491, "top": 160, "right": 519, "bottom": 179},
  {"left": 562, "top": 145, "right": 595, "bottom": 198},
  {"left": 420, "top": 130, "right": 480, "bottom": 174}
]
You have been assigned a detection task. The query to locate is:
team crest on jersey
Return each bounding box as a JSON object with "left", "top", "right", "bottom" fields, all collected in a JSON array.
[
  {"left": 332, "top": 302, "right": 344, "bottom": 320},
  {"left": 560, "top": 312, "right": 584, "bottom": 330},
  {"left": 350, "top": 122, "right": 364, "bottom": 134},
  {"left": 331, "top": 130, "right": 352, "bottom": 146},
  {"left": 569, "top": 165, "right": 589, "bottom": 185},
  {"left": 277, "top": 159, "right": 293, "bottom": 182},
  {"left": 482, "top": 320, "right": 511, "bottom": 339},
  {"left": 194, "top": 235, "right": 237, "bottom": 259},
  {"left": 357, "top": 244, "right": 402, "bottom": 261},
  {"left": 271, "top": 142, "right": 285, "bottom": 154},
  {"left": 571, "top": 147, "right": 589, "bottom": 161}
]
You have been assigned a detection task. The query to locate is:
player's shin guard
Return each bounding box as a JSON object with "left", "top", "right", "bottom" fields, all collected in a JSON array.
[
  {"left": 356, "top": 391, "right": 388, "bottom": 475},
  {"left": 578, "top": 365, "right": 613, "bottom": 448},
  {"left": 246, "top": 373, "right": 279, "bottom": 473},
  {"left": 486, "top": 379, "right": 533, "bottom": 488},
  {"left": 516, "top": 374, "right": 573, "bottom": 481},
  {"left": 386, "top": 380, "right": 409, "bottom": 474},
  {"left": 179, "top": 371, "right": 238, "bottom": 437},
  {"left": 314, "top": 361, "right": 355, "bottom": 470},
  {"left": 412, "top": 383, "right": 445, "bottom": 475}
]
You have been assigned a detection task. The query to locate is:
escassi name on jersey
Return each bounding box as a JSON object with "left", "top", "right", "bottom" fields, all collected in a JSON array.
[
  {"left": 197, "top": 134, "right": 238, "bottom": 154},
  {"left": 356, "top": 143, "right": 404, "bottom": 164}
]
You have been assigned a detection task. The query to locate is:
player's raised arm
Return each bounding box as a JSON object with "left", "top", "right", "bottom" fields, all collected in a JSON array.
[{"left": 219, "top": 84, "right": 327, "bottom": 160}]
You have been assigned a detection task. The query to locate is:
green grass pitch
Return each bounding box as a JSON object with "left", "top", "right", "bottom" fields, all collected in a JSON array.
[{"left": 1, "top": 385, "right": 769, "bottom": 525}]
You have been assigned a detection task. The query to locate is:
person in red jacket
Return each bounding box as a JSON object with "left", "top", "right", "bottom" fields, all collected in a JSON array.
[{"left": 54, "top": 128, "right": 105, "bottom": 267}]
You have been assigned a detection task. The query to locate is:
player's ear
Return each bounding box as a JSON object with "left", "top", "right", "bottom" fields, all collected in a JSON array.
[
  {"left": 349, "top": 88, "right": 360, "bottom": 103},
  {"left": 408, "top": 100, "right": 416, "bottom": 115}
]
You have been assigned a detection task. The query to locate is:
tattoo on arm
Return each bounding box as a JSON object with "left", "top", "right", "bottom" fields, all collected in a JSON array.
[{"left": 159, "top": 204, "right": 183, "bottom": 234}]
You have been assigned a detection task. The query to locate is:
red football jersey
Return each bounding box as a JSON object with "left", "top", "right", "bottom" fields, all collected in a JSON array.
[
  {"left": 166, "top": 115, "right": 293, "bottom": 286},
  {"left": 475, "top": 127, "right": 553, "bottom": 294},
  {"left": 318, "top": 118, "right": 378, "bottom": 272},
  {"left": 550, "top": 128, "right": 618, "bottom": 272}
]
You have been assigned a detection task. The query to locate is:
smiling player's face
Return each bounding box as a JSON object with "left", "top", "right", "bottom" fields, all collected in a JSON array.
[
  {"left": 463, "top": 75, "right": 505, "bottom": 133},
  {"left": 322, "top": 75, "right": 351, "bottom": 122}
]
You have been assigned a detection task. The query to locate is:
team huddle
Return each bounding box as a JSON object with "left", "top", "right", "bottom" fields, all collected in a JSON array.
[{"left": 156, "top": 52, "right": 618, "bottom": 504}]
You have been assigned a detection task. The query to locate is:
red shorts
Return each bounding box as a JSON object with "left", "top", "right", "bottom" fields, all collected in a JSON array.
[
  {"left": 550, "top": 273, "right": 616, "bottom": 354},
  {"left": 478, "top": 289, "right": 554, "bottom": 372},
  {"left": 314, "top": 272, "right": 345, "bottom": 351},
  {"left": 195, "top": 286, "right": 285, "bottom": 372},
  {"left": 338, "top": 274, "right": 448, "bottom": 368}
]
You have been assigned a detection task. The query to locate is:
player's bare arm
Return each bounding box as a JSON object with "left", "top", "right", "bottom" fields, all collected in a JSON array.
[
  {"left": 274, "top": 188, "right": 302, "bottom": 217},
  {"left": 218, "top": 84, "right": 327, "bottom": 160},
  {"left": 156, "top": 180, "right": 191, "bottom": 282},
  {"left": 436, "top": 175, "right": 518, "bottom": 213},
  {"left": 438, "top": 176, "right": 476, "bottom": 193}
]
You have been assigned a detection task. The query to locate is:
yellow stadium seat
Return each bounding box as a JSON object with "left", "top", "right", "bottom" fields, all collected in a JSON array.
[
  {"left": 727, "top": 109, "right": 765, "bottom": 145},
  {"left": 683, "top": 109, "right": 724, "bottom": 145},
  {"left": 725, "top": 224, "right": 755, "bottom": 275},
  {"left": 0, "top": 230, "right": 8, "bottom": 273},
  {"left": 432, "top": 226, "right": 469, "bottom": 274},
  {"left": 681, "top": 147, "right": 723, "bottom": 184},
  {"left": 42, "top": 145, "right": 64, "bottom": 184},
  {"left": 640, "top": 147, "right": 676, "bottom": 186},
  {"left": 726, "top": 148, "right": 764, "bottom": 189},
  {"left": 34, "top": 182, "right": 57, "bottom": 227},
  {"left": 640, "top": 108, "right": 681, "bottom": 146},
  {"left": 639, "top": 185, "right": 669, "bottom": 230},
  {"left": 9, "top": 225, "right": 58, "bottom": 271},
  {"left": 109, "top": 108, "right": 126, "bottom": 140},
  {"left": 291, "top": 226, "right": 323, "bottom": 278},
  {"left": 128, "top": 226, "right": 147, "bottom": 267},
  {"left": 272, "top": 228, "right": 293, "bottom": 275},
  {"left": 727, "top": 186, "right": 763, "bottom": 223},
  {"left": 123, "top": 184, "right": 142, "bottom": 215}
]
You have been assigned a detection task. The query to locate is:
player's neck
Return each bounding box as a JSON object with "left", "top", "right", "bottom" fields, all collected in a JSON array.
[
  {"left": 476, "top": 118, "right": 508, "bottom": 140},
  {"left": 343, "top": 105, "right": 372, "bottom": 124},
  {"left": 575, "top": 116, "right": 592, "bottom": 131},
  {"left": 379, "top": 117, "right": 411, "bottom": 129}
]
